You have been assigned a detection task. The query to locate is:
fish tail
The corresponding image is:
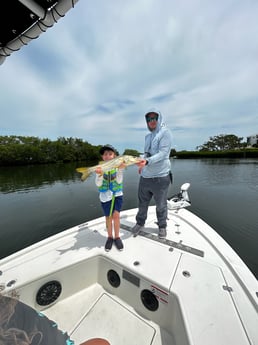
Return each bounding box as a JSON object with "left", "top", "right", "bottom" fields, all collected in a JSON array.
[{"left": 76, "top": 167, "right": 91, "bottom": 181}]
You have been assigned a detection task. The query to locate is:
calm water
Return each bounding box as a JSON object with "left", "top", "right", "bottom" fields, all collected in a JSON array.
[{"left": 0, "top": 158, "right": 258, "bottom": 280}]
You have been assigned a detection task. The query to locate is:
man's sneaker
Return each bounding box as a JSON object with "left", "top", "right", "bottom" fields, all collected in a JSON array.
[
  {"left": 114, "top": 237, "right": 124, "bottom": 251},
  {"left": 105, "top": 237, "right": 113, "bottom": 251},
  {"left": 132, "top": 224, "right": 142, "bottom": 237},
  {"left": 158, "top": 228, "right": 167, "bottom": 239}
]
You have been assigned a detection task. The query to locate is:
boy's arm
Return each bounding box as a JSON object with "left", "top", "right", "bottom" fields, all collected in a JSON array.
[
  {"left": 95, "top": 174, "right": 103, "bottom": 186},
  {"left": 116, "top": 161, "right": 126, "bottom": 184},
  {"left": 116, "top": 168, "right": 123, "bottom": 184},
  {"left": 95, "top": 167, "right": 103, "bottom": 186}
]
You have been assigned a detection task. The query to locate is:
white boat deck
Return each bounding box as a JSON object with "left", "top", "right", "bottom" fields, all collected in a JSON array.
[{"left": 0, "top": 206, "right": 257, "bottom": 345}]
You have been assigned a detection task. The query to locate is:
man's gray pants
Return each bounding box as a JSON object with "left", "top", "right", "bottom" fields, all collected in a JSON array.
[{"left": 136, "top": 174, "right": 171, "bottom": 229}]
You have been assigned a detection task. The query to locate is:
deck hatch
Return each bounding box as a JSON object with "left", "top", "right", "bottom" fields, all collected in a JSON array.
[{"left": 70, "top": 293, "right": 156, "bottom": 345}]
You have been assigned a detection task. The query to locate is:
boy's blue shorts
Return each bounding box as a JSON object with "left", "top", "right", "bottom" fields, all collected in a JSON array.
[{"left": 101, "top": 196, "right": 123, "bottom": 217}]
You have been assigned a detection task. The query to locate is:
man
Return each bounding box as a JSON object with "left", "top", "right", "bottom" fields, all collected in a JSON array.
[{"left": 132, "top": 109, "right": 172, "bottom": 238}]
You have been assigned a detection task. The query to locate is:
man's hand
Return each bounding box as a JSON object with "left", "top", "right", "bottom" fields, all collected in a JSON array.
[
  {"left": 136, "top": 159, "right": 147, "bottom": 167},
  {"left": 136, "top": 159, "right": 147, "bottom": 174}
]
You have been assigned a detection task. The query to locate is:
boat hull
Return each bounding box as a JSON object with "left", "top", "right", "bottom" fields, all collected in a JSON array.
[{"left": 0, "top": 206, "right": 257, "bottom": 344}]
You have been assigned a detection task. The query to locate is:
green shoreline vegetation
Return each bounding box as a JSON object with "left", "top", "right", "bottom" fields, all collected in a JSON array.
[
  {"left": 172, "top": 149, "right": 258, "bottom": 159},
  {"left": 0, "top": 135, "right": 258, "bottom": 166},
  {"left": 0, "top": 136, "right": 140, "bottom": 166}
]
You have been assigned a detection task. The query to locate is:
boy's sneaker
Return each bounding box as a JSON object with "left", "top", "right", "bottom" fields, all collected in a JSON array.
[
  {"left": 105, "top": 237, "right": 113, "bottom": 251},
  {"left": 132, "top": 223, "right": 142, "bottom": 237},
  {"left": 158, "top": 228, "right": 167, "bottom": 239},
  {"left": 114, "top": 237, "right": 124, "bottom": 251}
]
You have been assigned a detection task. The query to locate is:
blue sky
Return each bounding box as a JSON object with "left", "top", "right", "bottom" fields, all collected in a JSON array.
[{"left": 1, "top": 0, "right": 258, "bottom": 154}]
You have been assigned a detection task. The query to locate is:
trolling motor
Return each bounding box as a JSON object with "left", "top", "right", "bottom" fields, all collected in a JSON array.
[{"left": 167, "top": 183, "right": 191, "bottom": 210}]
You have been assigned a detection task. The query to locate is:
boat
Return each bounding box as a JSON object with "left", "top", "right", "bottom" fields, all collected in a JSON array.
[
  {"left": 0, "top": 0, "right": 80, "bottom": 65},
  {"left": 1, "top": 3, "right": 258, "bottom": 343},
  {"left": 0, "top": 183, "right": 257, "bottom": 345}
]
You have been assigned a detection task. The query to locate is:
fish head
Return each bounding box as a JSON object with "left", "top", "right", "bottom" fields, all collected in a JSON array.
[{"left": 122, "top": 155, "right": 141, "bottom": 166}]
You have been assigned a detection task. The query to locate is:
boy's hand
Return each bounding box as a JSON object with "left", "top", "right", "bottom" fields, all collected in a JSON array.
[{"left": 95, "top": 166, "right": 102, "bottom": 174}]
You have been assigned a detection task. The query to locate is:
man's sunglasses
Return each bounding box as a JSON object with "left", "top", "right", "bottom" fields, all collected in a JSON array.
[{"left": 146, "top": 116, "right": 158, "bottom": 122}]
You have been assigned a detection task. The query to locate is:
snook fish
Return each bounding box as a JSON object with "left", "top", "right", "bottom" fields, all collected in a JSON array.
[{"left": 76, "top": 155, "right": 142, "bottom": 181}]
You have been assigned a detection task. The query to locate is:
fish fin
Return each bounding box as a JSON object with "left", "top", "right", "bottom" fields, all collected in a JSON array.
[
  {"left": 76, "top": 167, "right": 87, "bottom": 173},
  {"left": 76, "top": 167, "right": 91, "bottom": 181}
]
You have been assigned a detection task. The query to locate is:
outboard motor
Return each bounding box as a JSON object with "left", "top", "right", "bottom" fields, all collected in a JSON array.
[{"left": 167, "top": 183, "right": 191, "bottom": 210}]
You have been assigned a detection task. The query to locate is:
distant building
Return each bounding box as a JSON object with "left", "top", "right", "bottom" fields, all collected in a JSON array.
[{"left": 247, "top": 134, "right": 258, "bottom": 147}]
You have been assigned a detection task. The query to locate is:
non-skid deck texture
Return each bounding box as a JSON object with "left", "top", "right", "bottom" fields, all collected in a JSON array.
[{"left": 120, "top": 222, "right": 204, "bottom": 257}]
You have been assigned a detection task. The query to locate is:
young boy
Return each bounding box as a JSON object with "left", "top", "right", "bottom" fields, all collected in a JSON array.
[{"left": 95, "top": 145, "right": 125, "bottom": 251}]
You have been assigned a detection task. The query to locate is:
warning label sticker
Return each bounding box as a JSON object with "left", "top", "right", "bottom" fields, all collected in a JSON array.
[{"left": 150, "top": 284, "right": 169, "bottom": 304}]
